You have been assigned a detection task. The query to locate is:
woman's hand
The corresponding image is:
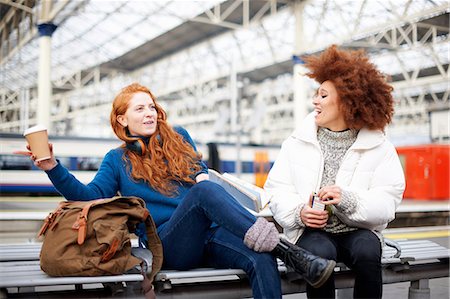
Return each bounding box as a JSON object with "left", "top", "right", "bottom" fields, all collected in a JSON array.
[
  {"left": 300, "top": 196, "right": 329, "bottom": 228},
  {"left": 318, "top": 185, "right": 342, "bottom": 206},
  {"left": 14, "top": 143, "right": 58, "bottom": 171},
  {"left": 195, "top": 173, "right": 209, "bottom": 183}
]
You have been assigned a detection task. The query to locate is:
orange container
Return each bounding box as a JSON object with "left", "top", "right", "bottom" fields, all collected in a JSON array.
[
  {"left": 254, "top": 151, "right": 270, "bottom": 188},
  {"left": 396, "top": 144, "right": 450, "bottom": 200}
]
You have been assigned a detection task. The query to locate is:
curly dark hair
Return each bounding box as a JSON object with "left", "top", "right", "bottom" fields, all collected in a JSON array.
[{"left": 302, "top": 45, "right": 394, "bottom": 130}]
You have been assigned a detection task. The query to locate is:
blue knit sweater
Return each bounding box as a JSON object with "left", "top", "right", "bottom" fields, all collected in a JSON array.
[{"left": 46, "top": 127, "right": 208, "bottom": 231}]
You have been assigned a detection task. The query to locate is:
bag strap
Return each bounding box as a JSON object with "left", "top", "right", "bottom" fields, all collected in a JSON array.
[
  {"left": 142, "top": 209, "right": 163, "bottom": 286},
  {"left": 38, "top": 211, "right": 57, "bottom": 237},
  {"left": 71, "top": 197, "right": 119, "bottom": 245},
  {"left": 72, "top": 201, "right": 96, "bottom": 245},
  {"left": 37, "top": 202, "right": 67, "bottom": 237}
]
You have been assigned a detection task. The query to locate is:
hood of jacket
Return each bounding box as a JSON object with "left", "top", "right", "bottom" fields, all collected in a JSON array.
[{"left": 291, "top": 112, "right": 386, "bottom": 151}]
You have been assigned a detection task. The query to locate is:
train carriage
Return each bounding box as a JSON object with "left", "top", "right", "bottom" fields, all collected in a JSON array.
[
  {"left": 2, "top": 133, "right": 448, "bottom": 200},
  {"left": 0, "top": 133, "right": 278, "bottom": 195}
]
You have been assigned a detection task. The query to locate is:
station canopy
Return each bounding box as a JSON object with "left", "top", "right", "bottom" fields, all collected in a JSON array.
[
  {"left": 1, "top": 0, "right": 449, "bottom": 95},
  {"left": 2, "top": 0, "right": 225, "bottom": 90}
]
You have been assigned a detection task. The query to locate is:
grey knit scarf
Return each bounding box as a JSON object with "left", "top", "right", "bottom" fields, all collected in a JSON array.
[{"left": 317, "top": 127, "right": 358, "bottom": 234}]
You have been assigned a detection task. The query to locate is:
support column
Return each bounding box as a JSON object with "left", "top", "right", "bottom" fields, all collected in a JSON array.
[
  {"left": 408, "top": 279, "right": 430, "bottom": 299},
  {"left": 37, "top": 22, "right": 57, "bottom": 131},
  {"left": 337, "top": 288, "right": 353, "bottom": 299},
  {"left": 292, "top": 0, "right": 310, "bottom": 126},
  {"left": 230, "top": 56, "right": 243, "bottom": 177},
  {"left": 20, "top": 88, "right": 30, "bottom": 132}
]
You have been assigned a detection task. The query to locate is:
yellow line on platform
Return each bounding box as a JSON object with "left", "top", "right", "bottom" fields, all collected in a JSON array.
[{"left": 384, "top": 230, "right": 450, "bottom": 240}]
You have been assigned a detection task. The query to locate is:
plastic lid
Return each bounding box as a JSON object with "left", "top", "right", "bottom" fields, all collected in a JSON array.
[{"left": 23, "top": 124, "right": 47, "bottom": 136}]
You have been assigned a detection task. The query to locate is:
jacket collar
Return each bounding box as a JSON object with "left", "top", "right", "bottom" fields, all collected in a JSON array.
[{"left": 292, "top": 112, "right": 386, "bottom": 150}]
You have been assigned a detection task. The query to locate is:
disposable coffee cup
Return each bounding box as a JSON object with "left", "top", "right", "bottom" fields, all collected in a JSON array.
[{"left": 23, "top": 125, "right": 51, "bottom": 162}]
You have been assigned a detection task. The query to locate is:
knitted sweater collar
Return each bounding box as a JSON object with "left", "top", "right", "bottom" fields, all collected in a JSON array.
[{"left": 317, "top": 127, "right": 358, "bottom": 150}]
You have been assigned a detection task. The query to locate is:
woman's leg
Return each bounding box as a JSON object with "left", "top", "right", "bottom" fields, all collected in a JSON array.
[
  {"left": 205, "top": 227, "right": 282, "bottom": 299},
  {"left": 159, "top": 180, "right": 335, "bottom": 288},
  {"left": 158, "top": 181, "right": 257, "bottom": 269},
  {"left": 296, "top": 229, "right": 337, "bottom": 299},
  {"left": 336, "top": 229, "right": 382, "bottom": 299}
]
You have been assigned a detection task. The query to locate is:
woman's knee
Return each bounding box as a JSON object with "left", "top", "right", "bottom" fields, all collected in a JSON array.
[
  {"left": 352, "top": 245, "right": 381, "bottom": 264},
  {"left": 190, "top": 180, "right": 231, "bottom": 204},
  {"left": 191, "top": 180, "right": 222, "bottom": 196},
  {"left": 348, "top": 232, "right": 382, "bottom": 263},
  {"left": 309, "top": 244, "right": 337, "bottom": 260},
  {"left": 188, "top": 181, "right": 216, "bottom": 201},
  {"left": 297, "top": 231, "right": 337, "bottom": 260}
]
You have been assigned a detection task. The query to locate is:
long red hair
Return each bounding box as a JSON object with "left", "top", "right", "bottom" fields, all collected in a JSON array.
[{"left": 110, "top": 83, "right": 202, "bottom": 196}]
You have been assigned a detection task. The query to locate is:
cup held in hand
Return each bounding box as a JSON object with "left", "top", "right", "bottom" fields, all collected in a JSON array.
[{"left": 23, "top": 125, "right": 51, "bottom": 161}]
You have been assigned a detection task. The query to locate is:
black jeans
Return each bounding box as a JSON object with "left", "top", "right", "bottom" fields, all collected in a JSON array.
[{"left": 296, "top": 228, "right": 382, "bottom": 299}]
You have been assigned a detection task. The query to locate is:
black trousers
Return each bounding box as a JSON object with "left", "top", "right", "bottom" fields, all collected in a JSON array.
[{"left": 296, "top": 228, "right": 382, "bottom": 299}]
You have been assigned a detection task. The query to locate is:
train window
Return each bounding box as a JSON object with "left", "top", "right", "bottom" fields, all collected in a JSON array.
[
  {"left": 241, "top": 161, "right": 254, "bottom": 173},
  {"left": 0, "top": 154, "right": 32, "bottom": 170},
  {"left": 77, "top": 157, "right": 103, "bottom": 171},
  {"left": 220, "top": 161, "right": 256, "bottom": 174},
  {"left": 0, "top": 155, "right": 31, "bottom": 170},
  {"left": 57, "top": 157, "right": 72, "bottom": 170}
]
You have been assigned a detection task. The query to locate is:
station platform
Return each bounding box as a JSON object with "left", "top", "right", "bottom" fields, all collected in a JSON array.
[
  {"left": 0, "top": 196, "right": 448, "bottom": 244},
  {"left": 0, "top": 197, "right": 448, "bottom": 222},
  {"left": 0, "top": 196, "right": 448, "bottom": 299}
]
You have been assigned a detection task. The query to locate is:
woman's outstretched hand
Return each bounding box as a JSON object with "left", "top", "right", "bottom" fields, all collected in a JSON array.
[{"left": 13, "top": 143, "right": 58, "bottom": 171}]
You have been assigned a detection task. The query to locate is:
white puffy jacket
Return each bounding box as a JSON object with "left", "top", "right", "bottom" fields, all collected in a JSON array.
[{"left": 264, "top": 112, "right": 405, "bottom": 243}]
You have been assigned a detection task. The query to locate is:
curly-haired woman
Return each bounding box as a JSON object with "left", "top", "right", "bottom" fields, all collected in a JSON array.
[
  {"left": 264, "top": 45, "right": 405, "bottom": 298},
  {"left": 19, "top": 83, "right": 336, "bottom": 298}
]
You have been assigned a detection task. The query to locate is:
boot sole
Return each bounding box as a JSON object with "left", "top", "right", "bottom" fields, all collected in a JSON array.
[{"left": 310, "top": 260, "right": 336, "bottom": 288}]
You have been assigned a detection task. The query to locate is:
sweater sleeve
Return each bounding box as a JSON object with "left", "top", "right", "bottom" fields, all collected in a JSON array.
[{"left": 45, "top": 150, "right": 120, "bottom": 201}]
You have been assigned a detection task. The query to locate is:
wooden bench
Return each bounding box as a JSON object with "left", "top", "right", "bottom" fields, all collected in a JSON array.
[{"left": 0, "top": 239, "right": 448, "bottom": 298}]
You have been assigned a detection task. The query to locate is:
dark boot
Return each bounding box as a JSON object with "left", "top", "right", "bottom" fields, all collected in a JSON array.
[{"left": 272, "top": 238, "right": 335, "bottom": 288}]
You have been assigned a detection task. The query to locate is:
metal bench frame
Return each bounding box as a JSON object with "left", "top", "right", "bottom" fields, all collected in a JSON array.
[
  {"left": 153, "top": 239, "right": 450, "bottom": 299},
  {"left": 1, "top": 239, "right": 449, "bottom": 299}
]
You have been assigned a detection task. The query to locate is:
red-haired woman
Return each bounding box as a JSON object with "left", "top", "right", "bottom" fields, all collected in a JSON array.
[
  {"left": 265, "top": 45, "right": 405, "bottom": 298},
  {"left": 21, "top": 83, "right": 335, "bottom": 298}
]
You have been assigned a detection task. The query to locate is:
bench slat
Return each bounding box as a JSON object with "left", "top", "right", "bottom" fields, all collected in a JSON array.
[
  {"left": 0, "top": 239, "right": 448, "bottom": 291},
  {"left": 0, "top": 271, "right": 143, "bottom": 289},
  {"left": 0, "top": 273, "right": 143, "bottom": 288}
]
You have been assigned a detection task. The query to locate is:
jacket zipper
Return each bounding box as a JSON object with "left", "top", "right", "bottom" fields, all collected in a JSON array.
[{"left": 315, "top": 143, "right": 324, "bottom": 192}]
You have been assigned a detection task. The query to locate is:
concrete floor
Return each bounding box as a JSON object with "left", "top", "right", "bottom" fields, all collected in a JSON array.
[
  {"left": 283, "top": 277, "right": 450, "bottom": 299},
  {"left": 3, "top": 277, "right": 449, "bottom": 298}
]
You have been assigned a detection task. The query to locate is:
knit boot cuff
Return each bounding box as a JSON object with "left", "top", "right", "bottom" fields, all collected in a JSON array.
[{"left": 244, "top": 217, "right": 279, "bottom": 252}]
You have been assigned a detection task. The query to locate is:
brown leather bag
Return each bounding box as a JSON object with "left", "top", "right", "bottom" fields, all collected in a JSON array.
[{"left": 38, "top": 196, "right": 163, "bottom": 287}]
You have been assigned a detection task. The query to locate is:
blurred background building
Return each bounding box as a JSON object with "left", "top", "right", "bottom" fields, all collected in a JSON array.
[{"left": 1, "top": 0, "right": 449, "bottom": 146}]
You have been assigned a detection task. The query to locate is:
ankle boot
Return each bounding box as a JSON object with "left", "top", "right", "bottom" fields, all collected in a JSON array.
[{"left": 272, "top": 238, "right": 335, "bottom": 288}]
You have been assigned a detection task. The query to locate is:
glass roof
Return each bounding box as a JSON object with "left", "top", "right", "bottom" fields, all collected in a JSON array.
[
  {"left": 1, "top": 0, "right": 448, "bottom": 96},
  {"left": 134, "top": 0, "right": 449, "bottom": 97},
  {"left": 1, "top": 0, "right": 223, "bottom": 90}
]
